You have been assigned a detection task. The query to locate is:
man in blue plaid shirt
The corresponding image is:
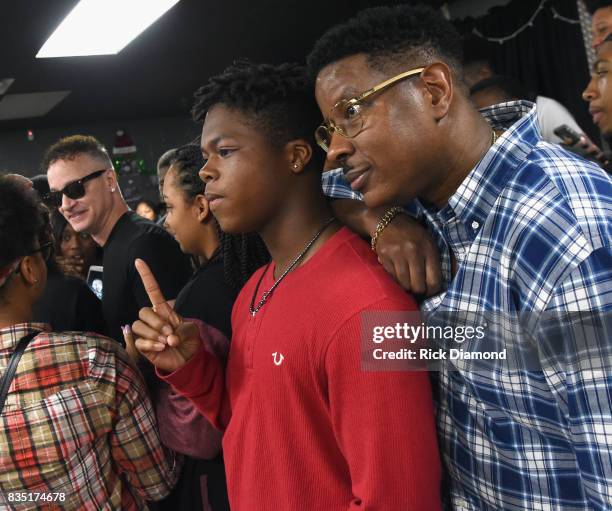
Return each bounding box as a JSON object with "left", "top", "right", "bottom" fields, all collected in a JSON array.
[{"left": 308, "top": 5, "right": 612, "bottom": 510}]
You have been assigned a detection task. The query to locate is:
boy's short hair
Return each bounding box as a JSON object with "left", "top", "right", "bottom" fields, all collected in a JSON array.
[
  {"left": 307, "top": 4, "right": 463, "bottom": 80},
  {"left": 191, "top": 60, "right": 323, "bottom": 169}
]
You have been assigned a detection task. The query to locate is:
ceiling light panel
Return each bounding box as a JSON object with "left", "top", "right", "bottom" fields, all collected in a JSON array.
[
  {"left": 37, "top": 0, "right": 181, "bottom": 58},
  {"left": 0, "top": 91, "right": 70, "bottom": 120}
]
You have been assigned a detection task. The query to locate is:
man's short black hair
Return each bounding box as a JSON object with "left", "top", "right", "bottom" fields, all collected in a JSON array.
[
  {"left": 585, "top": 0, "right": 612, "bottom": 15},
  {"left": 0, "top": 175, "right": 47, "bottom": 269},
  {"left": 469, "top": 75, "right": 529, "bottom": 101},
  {"left": 307, "top": 4, "right": 463, "bottom": 80},
  {"left": 191, "top": 60, "right": 323, "bottom": 170},
  {"left": 42, "top": 135, "right": 112, "bottom": 173}
]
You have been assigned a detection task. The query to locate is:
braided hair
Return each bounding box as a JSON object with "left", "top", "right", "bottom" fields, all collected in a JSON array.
[{"left": 169, "top": 144, "right": 269, "bottom": 289}]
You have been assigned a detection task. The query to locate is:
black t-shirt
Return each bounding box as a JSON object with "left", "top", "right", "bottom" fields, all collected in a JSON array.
[
  {"left": 174, "top": 257, "right": 238, "bottom": 339},
  {"left": 33, "top": 271, "right": 107, "bottom": 334},
  {"left": 102, "top": 212, "right": 192, "bottom": 343},
  {"left": 160, "top": 255, "right": 236, "bottom": 511}
]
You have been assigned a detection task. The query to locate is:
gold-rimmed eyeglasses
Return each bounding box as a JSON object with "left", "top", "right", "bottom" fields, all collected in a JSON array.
[{"left": 315, "top": 67, "right": 425, "bottom": 152}]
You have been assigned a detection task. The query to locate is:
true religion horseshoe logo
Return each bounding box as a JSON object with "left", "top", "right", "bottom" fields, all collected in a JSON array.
[{"left": 272, "top": 352, "right": 284, "bottom": 366}]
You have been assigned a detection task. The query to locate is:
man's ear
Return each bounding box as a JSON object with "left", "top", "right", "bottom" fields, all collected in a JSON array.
[
  {"left": 104, "top": 167, "right": 118, "bottom": 191},
  {"left": 419, "top": 62, "right": 454, "bottom": 122},
  {"left": 285, "top": 140, "right": 313, "bottom": 174},
  {"left": 195, "top": 194, "right": 211, "bottom": 223}
]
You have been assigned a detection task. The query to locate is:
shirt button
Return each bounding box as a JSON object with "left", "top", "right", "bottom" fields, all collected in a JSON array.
[{"left": 471, "top": 220, "right": 480, "bottom": 230}]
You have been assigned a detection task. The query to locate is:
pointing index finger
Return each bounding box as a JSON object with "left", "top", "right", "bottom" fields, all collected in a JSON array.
[{"left": 135, "top": 258, "right": 167, "bottom": 307}]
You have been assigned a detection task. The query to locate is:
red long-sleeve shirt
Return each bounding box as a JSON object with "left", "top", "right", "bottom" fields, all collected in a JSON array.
[{"left": 160, "top": 227, "right": 441, "bottom": 510}]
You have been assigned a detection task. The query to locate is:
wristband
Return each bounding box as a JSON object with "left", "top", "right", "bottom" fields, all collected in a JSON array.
[{"left": 371, "top": 206, "right": 405, "bottom": 253}]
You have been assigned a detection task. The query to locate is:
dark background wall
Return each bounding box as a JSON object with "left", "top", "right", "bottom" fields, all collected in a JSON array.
[
  {"left": 0, "top": 114, "right": 200, "bottom": 206},
  {"left": 0, "top": 115, "right": 198, "bottom": 177}
]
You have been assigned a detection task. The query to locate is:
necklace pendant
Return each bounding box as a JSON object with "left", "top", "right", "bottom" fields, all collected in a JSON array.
[{"left": 251, "top": 309, "right": 256, "bottom": 317}]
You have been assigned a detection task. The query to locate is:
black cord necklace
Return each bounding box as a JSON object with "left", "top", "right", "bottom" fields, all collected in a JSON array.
[{"left": 249, "top": 217, "right": 335, "bottom": 316}]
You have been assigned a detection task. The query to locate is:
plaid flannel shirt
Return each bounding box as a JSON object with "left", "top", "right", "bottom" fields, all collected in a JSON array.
[
  {"left": 322, "top": 101, "right": 612, "bottom": 510},
  {"left": 0, "top": 323, "right": 180, "bottom": 510}
]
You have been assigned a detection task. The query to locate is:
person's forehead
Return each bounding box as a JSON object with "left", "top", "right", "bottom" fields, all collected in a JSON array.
[
  {"left": 315, "top": 54, "right": 385, "bottom": 103},
  {"left": 201, "top": 104, "right": 253, "bottom": 144},
  {"left": 596, "top": 41, "right": 612, "bottom": 63},
  {"left": 593, "top": 6, "right": 612, "bottom": 25},
  {"left": 47, "top": 153, "right": 106, "bottom": 188},
  {"left": 62, "top": 223, "right": 77, "bottom": 236}
]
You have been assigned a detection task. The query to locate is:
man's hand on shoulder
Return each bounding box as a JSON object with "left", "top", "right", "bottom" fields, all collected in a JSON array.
[
  {"left": 375, "top": 214, "right": 442, "bottom": 296},
  {"left": 331, "top": 198, "right": 442, "bottom": 297}
]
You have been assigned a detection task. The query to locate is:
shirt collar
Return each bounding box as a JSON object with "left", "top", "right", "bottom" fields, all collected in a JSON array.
[
  {"left": 422, "top": 100, "right": 539, "bottom": 232},
  {"left": 0, "top": 323, "right": 49, "bottom": 350}
]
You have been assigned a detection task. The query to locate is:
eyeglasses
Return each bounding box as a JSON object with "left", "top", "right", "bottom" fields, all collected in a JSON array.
[
  {"left": 46, "top": 169, "right": 108, "bottom": 207},
  {"left": 315, "top": 66, "right": 425, "bottom": 152},
  {"left": 29, "top": 241, "right": 54, "bottom": 263},
  {"left": 14, "top": 241, "right": 54, "bottom": 276}
]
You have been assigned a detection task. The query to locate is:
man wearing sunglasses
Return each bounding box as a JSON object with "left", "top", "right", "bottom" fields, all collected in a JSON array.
[
  {"left": 309, "top": 5, "right": 612, "bottom": 511},
  {"left": 44, "top": 135, "right": 192, "bottom": 345}
]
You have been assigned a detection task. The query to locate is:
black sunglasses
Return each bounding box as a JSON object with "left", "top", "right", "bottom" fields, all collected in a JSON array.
[{"left": 46, "top": 169, "right": 108, "bottom": 207}]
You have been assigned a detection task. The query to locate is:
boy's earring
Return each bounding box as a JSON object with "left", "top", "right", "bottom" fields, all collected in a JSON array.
[
  {"left": 111, "top": 187, "right": 116, "bottom": 192},
  {"left": 293, "top": 163, "right": 299, "bottom": 169}
]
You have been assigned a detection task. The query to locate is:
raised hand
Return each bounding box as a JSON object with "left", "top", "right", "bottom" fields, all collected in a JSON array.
[
  {"left": 121, "top": 325, "right": 141, "bottom": 366},
  {"left": 56, "top": 254, "right": 85, "bottom": 278},
  {"left": 131, "top": 258, "right": 202, "bottom": 373}
]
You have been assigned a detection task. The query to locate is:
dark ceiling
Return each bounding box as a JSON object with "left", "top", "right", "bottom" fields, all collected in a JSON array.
[{"left": 0, "top": 0, "right": 449, "bottom": 132}]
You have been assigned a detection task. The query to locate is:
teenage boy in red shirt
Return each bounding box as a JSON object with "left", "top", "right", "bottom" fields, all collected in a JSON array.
[{"left": 131, "top": 62, "right": 441, "bottom": 510}]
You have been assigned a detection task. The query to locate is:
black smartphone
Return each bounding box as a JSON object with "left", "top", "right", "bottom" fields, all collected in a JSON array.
[{"left": 553, "top": 124, "right": 582, "bottom": 145}]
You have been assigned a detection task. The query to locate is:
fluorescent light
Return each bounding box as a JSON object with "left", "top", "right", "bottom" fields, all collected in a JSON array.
[
  {"left": 36, "top": 0, "right": 181, "bottom": 58},
  {"left": 0, "top": 91, "right": 71, "bottom": 120}
]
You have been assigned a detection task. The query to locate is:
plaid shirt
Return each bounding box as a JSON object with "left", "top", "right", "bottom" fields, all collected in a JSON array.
[
  {"left": 0, "top": 323, "right": 180, "bottom": 510},
  {"left": 322, "top": 101, "right": 612, "bottom": 510}
]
